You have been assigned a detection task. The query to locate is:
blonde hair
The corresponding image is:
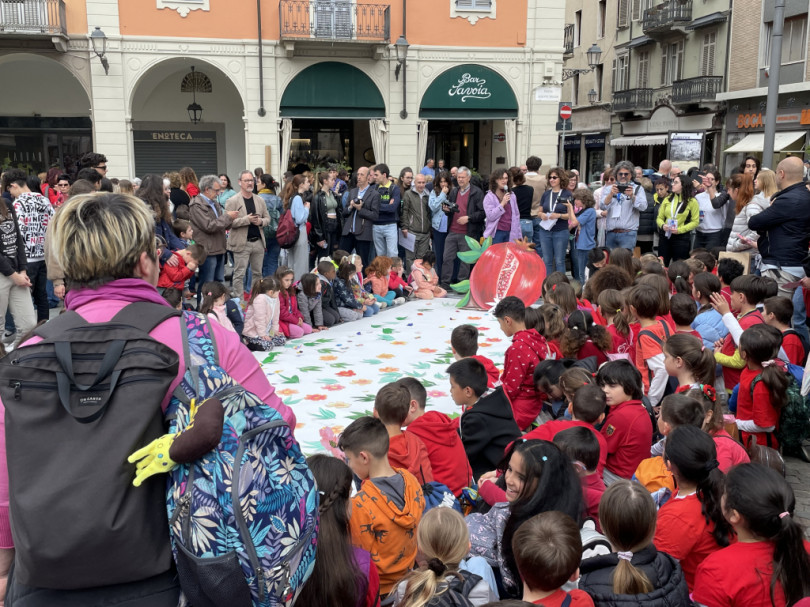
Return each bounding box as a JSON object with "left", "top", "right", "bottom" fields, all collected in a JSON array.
[
  {"left": 398, "top": 509, "right": 469, "bottom": 607},
  {"left": 51, "top": 193, "right": 156, "bottom": 289},
  {"left": 756, "top": 169, "right": 778, "bottom": 199}
]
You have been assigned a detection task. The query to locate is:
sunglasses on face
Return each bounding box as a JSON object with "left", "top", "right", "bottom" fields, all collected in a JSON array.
[{"left": 549, "top": 175, "right": 559, "bottom": 180}]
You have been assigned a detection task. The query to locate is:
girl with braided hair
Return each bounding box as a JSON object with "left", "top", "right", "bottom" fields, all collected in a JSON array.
[{"left": 296, "top": 455, "right": 380, "bottom": 607}]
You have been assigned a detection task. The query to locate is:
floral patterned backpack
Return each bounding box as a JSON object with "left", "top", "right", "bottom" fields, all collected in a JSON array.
[{"left": 165, "top": 312, "right": 318, "bottom": 607}]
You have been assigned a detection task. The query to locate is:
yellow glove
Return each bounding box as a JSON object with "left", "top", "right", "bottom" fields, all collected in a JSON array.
[{"left": 127, "top": 433, "right": 178, "bottom": 487}]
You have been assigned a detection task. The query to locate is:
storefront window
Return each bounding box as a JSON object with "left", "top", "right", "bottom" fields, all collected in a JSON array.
[
  {"left": 288, "top": 119, "right": 353, "bottom": 172},
  {"left": 0, "top": 131, "right": 91, "bottom": 176},
  {"left": 587, "top": 149, "right": 605, "bottom": 184}
]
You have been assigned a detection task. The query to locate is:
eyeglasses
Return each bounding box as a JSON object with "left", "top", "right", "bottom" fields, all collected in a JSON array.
[
  {"left": 96, "top": 165, "right": 107, "bottom": 171},
  {"left": 606, "top": 178, "right": 616, "bottom": 182},
  {"left": 617, "top": 172, "right": 631, "bottom": 177},
  {"left": 549, "top": 175, "right": 559, "bottom": 180}
]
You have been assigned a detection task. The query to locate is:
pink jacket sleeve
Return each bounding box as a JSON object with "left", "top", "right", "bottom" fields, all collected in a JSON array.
[
  {"left": 410, "top": 269, "right": 430, "bottom": 291},
  {"left": 252, "top": 296, "right": 272, "bottom": 339},
  {"left": 271, "top": 299, "right": 280, "bottom": 334}
]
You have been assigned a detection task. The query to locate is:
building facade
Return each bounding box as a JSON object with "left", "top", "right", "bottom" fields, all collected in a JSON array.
[{"left": 0, "top": 0, "right": 567, "bottom": 181}]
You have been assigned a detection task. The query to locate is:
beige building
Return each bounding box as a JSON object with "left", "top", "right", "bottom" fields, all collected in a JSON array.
[
  {"left": 718, "top": 0, "right": 810, "bottom": 174},
  {"left": 563, "top": 0, "right": 732, "bottom": 178}
]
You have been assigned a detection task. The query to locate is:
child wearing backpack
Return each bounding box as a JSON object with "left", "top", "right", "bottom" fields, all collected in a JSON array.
[
  {"left": 276, "top": 266, "right": 314, "bottom": 338},
  {"left": 693, "top": 463, "right": 810, "bottom": 607},
  {"left": 595, "top": 360, "right": 653, "bottom": 485},
  {"left": 400, "top": 377, "right": 473, "bottom": 497},
  {"left": 597, "top": 289, "right": 634, "bottom": 361},
  {"left": 560, "top": 310, "right": 612, "bottom": 366},
  {"left": 513, "top": 511, "right": 594, "bottom": 606},
  {"left": 296, "top": 272, "right": 328, "bottom": 331},
  {"left": 338, "top": 416, "right": 425, "bottom": 597},
  {"left": 296, "top": 454, "right": 381, "bottom": 607},
  {"left": 763, "top": 296, "right": 808, "bottom": 366},
  {"left": 579, "top": 481, "right": 690, "bottom": 606},
  {"left": 466, "top": 440, "right": 583, "bottom": 599},
  {"left": 392, "top": 508, "right": 497, "bottom": 606},
  {"left": 373, "top": 382, "right": 434, "bottom": 484},
  {"left": 627, "top": 284, "right": 671, "bottom": 407},
  {"left": 653, "top": 425, "right": 734, "bottom": 591},
  {"left": 241, "top": 276, "right": 287, "bottom": 351}
]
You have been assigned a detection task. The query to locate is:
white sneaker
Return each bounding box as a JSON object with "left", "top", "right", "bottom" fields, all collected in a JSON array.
[
  {"left": 393, "top": 297, "right": 406, "bottom": 306},
  {"left": 379, "top": 302, "right": 388, "bottom": 309}
]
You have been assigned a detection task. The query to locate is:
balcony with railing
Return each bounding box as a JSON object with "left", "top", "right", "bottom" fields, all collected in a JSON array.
[
  {"left": 642, "top": 0, "right": 692, "bottom": 36},
  {"left": 672, "top": 76, "right": 723, "bottom": 104},
  {"left": 0, "top": 0, "right": 66, "bottom": 39},
  {"left": 613, "top": 88, "right": 654, "bottom": 112},
  {"left": 563, "top": 23, "right": 574, "bottom": 56},
  {"left": 279, "top": 1, "right": 390, "bottom": 43}
]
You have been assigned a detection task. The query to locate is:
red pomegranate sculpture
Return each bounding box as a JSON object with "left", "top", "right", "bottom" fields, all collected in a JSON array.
[{"left": 451, "top": 237, "right": 546, "bottom": 309}]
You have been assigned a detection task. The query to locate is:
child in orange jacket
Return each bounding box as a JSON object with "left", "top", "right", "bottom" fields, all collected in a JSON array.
[{"left": 363, "top": 256, "right": 400, "bottom": 306}]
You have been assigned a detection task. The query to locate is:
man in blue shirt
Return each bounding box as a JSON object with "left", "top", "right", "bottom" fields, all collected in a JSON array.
[{"left": 420, "top": 159, "right": 435, "bottom": 179}]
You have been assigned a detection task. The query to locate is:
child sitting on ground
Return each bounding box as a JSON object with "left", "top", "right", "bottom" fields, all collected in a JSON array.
[
  {"left": 595, "top": 360, "right": 653, "bottom": 485},
  {"left": 241, "top": 276, "right": 287, "bottom": 351},
  {"left": 295, "top": 273, "right": 328, "bottom": 331},
  {"left": 670, "top": 293, "right": 702, "bottom": 340},
  {"left": 539, "top": 304, "right": 566, "bottom": 357},
  {"left": 554, "top": 426, "right": 606, "bottom": 531},
  {"left": 663, "top": 333, "right": 716, "bottom": 391},
  {"left": 578, "top": 481, "right": 690, "bottom": 606},
  {"left": 315, "top": 261, "right": 342, "bottom": 327},
  {"left": 691, "top": 271, "right": 729, "bottom": 350},
  {"left": 400, "top": 377, "right": 472, "bottom": 497},
  {"left": 388, "top": 257, "right": 413, "bottom": 299},
  {"left": 451, "top": 324, "right": 500, "bottom": 387},
  {"left": 716, "top": 257, "right": 744, "bottom": 307},
  {"left": 560, "top": 310, "right": 612, "bottom": 366},
  {"left": 333, "top": 259, "right": 371, "bottom": 320},
  {"left": 684, "top": 385, "right": 749, "bottom": 472},
  {"left": 338, "top": 416, "right": 425, "bottom": 597},
  {"left": 763, "top": 295, "right": 807, "bottom": 366},
  {"left": 627, "top": 284, "right": 671, "bottom": 408},
  {"left": 373, "top": 382, "right": 434, "bottom": 484},
  {"left": 392, "top": 508, "right": 497, "bottom": 606},
  {"left": 410, "top": 252, "right": 447, "bottom": 299},
  {"left": 513, "top": 511, "right": 594, "bottom": 606},
  {"left": 276, "top": 266, "right": 314, "bottom": 338},
  {"left": 157, "top": 243, "right": 206, "bottom": 294},
  {"left": 493, "top": 296, "right": 549, "bottom": 431},
  {"left": 348, "top": 255, "right": 381, "bottom": 313},
  {"left": 546, "top": 283, "right": 577, "bottom": 318},
  {"left": 447, "top": 357, "right": 520, "bottom": 479},
  {"left": 199, "top": 281, "right": 238, "bottom": 333},
  {"left": 597, "top": 289, "right": 634, "bottom": 361},
  {"left": 364, "top": 256, "right": 402, "bottom": 307}
]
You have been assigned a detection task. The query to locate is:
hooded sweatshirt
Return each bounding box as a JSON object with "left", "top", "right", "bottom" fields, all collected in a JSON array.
[
  {"left": 13, "top": 191, "right": 53, "bottom": 262},
  {"left": 388, "top": 432, "right": 434, "bottom": 484},
  {"left": 500, "top": 328, "right": 549, "bottom": 430},
  {"left": 472, "top": 355, "right": 500, "bottom": 388},
  {"left": 349, "top": 469, "right": 425, "bottom": 595},
  {"left": 406, "top": 411, "right": 472, "bottom": 496},
  {"left": 460, "top": 386, "right": 522, "bottom": 479}
]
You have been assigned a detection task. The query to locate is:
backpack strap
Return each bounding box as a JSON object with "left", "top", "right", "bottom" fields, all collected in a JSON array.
[{"left": 561, "top": 594, "right": 572, "bottom": 607}]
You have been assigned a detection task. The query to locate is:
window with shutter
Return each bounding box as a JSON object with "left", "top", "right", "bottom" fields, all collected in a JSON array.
[
  {"left": 597, "top": 0, "right": 606, "bottom": 38},
  {"left": 456, "top": 0, "right": 491, "bottom": 8},
  {"left": 573, "top": 74, "right": 580, "bottom": 106},
  {"left": 675, "top": 40, "right": 684, "bottom": 81},
  {"left": 638, "top": 51, "right": 649, "bottom": 88},
  {"left": 451, "top": 0, "right": 495, "bottom": 23},
  {"left": 618, "top": 0, "right": 629, "bottom": 28},
  {"left": 632, "top": 0, "right": 641, "bottom": 21},
  {"left": 617, "top": 54, "right": 629, "bottom": 90},
  {"left": 701, "top": 31, "right": 716, "bottom": 76},
  {"left": 661, "top": 49, "right": 669, "bottom": 85},
  {"left": 612, "top": 58, "right": 617, "bottom": 94}
]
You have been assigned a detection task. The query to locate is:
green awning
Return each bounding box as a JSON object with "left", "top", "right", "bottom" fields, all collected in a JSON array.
[
  {"left": 420, "top": 64, "right": 518, "bottom": 119},
  {"left": 280, "top": 61, "right": 385, "bottom": 118}
]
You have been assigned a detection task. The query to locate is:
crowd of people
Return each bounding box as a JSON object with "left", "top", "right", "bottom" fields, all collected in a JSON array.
[{"left": 0, "top": 149, "right": 809, "bottom": 607}]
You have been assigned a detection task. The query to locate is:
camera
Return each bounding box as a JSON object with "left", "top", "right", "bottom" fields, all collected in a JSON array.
[
  {"left": 444, "top": 201, "right": 460, "bottom": 214},
  {"left": 616, "top": 182, "right": 632, "bottom": 191}
]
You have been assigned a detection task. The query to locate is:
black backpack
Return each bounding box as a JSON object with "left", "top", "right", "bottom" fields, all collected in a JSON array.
[
  {"left": 0, "top": 302, "right": 181, "bottom": 589},
  {"left": 428, "top": 571, "right": 482, "bottom": 607},
  {"left": 783, "top": 328, "right": 810, "bottom": 366}
]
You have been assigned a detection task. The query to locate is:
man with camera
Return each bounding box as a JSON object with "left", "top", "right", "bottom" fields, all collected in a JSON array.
[
  {"left": 598, "top": 160, "right": 648, "bottom": 251},
  {"left": 440, "top": 166, "right": 485, "bottom": 289},
  {"left": 339, "top": 166, "right": 380, "bottom": 268}
]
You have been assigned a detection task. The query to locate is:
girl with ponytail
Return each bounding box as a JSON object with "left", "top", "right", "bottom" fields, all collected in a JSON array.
[
  {"left": 297, "top": 455, "right": 380, "bottom": 607},
  {"left": 394, "top": 508, "right": 496, "bottom": 606},
  {"left": 579, "top": 480, "right": 690, "bottom": 605},
  {"left": 685, "top": 385, "right": 750, "bottom": 472},
  {"left": 654, "top": 425, "right": 734, "bottom": 591},
  {"left": 598, "top": 288, "right": 635, "bottom": 361},
  {"left": 694, "top": 463, "right": 810, "bottom": 607},
  {"left": 667, "top": 260, "right": 692, "bottom": 295},
  {"left": 663, "top": 333, "right": 717, "bottom": 388},
  {"left": 560, "top": 309, "right": 613, "bottom": 365}
]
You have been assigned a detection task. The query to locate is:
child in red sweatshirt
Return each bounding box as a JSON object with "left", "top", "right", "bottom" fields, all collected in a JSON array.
[
  {"left": 400, "top": 378, "right": 472, "bottom": 496},
  {"left": 493, "top": 296, "right": 549, "bottom": 431},
  {"left": 451, "top": 324, "right": 500, "bottom": 388},
  {"left": 595, "top": 360, "right": 653, "bottom": 486},
  {"left": 389, "top": 257, "right": 414, "bottom": 299},
  {"left": 157, "top": 244, "right": 206, "bottom": 293},
  {"left": 554, "top": 426, "right": 606, "bottom": 528},
  {"left": 373, "top": 382, "right": 434, "bottom": 484}
]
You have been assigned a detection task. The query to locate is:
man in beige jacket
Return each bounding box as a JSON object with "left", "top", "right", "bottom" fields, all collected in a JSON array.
[{"left": 225, "top": 170, "right": 270, "bottom": 299}]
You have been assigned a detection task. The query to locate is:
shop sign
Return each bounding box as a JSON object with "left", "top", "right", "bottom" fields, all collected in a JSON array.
[
  {"left": 564, "top": 136, "right": 582, "bottom": 150},
  {"left": 493, "top": 132, "right": 506, "bottom": 142},
  {"left": 735, "top": 110, "right": 807, "bottom": 129},
  {"left": 133, "top": 130, "right": 216, "bottom": 143},
  {"left": 535, "top": 86, "right": 562, "bottom": 102},
  {"left": 584, "top": 134, "right": 606, "bottom": 149},
  {"left": 448, "top": 73, "right": 491, "bottom": 102},
  {"left": 419, "top": 65, "right": 518, "bottom": 118}
]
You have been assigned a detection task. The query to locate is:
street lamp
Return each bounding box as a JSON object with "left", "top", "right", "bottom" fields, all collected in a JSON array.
[
  {"left": 588, "top": 88, "right": 612, "bottom": 111},
  {"left": 562, "top": 43, "right": 602, "bottom": 81},
  {"left": 394, "top": 35, "right": 409, "bottom": 119},
  {"left": 187, "top": 66, "right": 203, "bottom": 124},
  {"left": 89, "top": 27, "right": 109, "bottom": 75}
]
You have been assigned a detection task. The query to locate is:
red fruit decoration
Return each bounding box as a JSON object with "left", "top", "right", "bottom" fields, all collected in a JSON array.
[{"left": 451, "top": 237, "right": 546, "bottom": 309}]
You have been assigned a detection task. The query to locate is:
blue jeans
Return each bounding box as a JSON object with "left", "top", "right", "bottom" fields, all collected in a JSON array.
[
  {"left": 197, "top": 253, "right": 225, "bottom": 304},
  {"left": 492, "top": 229, "right": 511, "bottom": 244},
  {"left": 363, "top": 302, "right": 380, "bottom": 317},
  {"left": 536, "top": 228, "right": 568, "bottom": 274},
  {"left": 263, "top": 238, "right": 280, "bottom": 278},
  {"left": 572, "top": 248, "right": 589, "bottom": 283},
  {"left": 605, "top": 230, "right": 638, "bottom": 251},
  {"left": 372, "top": 223, "right": 398, "bottom": 257},
  {"left": 520, "top": 219, "right": 533, "bottom": 241}
]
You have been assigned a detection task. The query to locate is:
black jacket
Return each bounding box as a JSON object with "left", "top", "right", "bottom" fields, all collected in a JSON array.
[
  {"left": 748, "top": 181, "right": 810, "bottom": 267},
  {"left": 310, "top": 190, "right": 343, "bottom": 243},
  {"left": 447, "top": 185, "right": 486, "bottom": 240},
  {"left": 459, "top": 386, "right": 521, "bottom": 479},
  {"left": 341, "top": 187, "right": 380, "bottom": 242},
  {"left": 579, "top": 545, "right": 691, "bottom": 607},
  {"left": 317, "top": 274, "right": 341, "bottom": 318},
  {"left": 0, "top": 202, "right": 27, "bottom": 276},
  {"left": 225, "top": 299, "right": 244, "bottom": 337}
]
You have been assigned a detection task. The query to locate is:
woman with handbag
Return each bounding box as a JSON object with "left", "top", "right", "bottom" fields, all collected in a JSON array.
[
  {"left": 310, "top": 171, "right": 343, "bottom": 263},
  {"left": 281, "top": 175, "right": 311, "bottom": 281}
]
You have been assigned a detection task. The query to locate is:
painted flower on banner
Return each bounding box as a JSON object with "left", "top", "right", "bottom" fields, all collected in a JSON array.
[
  {"left": 305, "top": 394, "right": 327, "bottom": 401},
  {"left": 378, "top": 353, "right": 395, "bottom": 359},
  {"left": 319, "top": 426, "right": 345, "bottom": 459},
  {"left": 328, "top": 401, "right": 352, "bottom": 408},
  {"left": 336, "top": 370, "right": 356, "bottom": 377},
  {"left": 419, "top": 348, "right": 438, "bottom": 353},
  {"left": 320, "top": 355, "right": 338, "bottom": 361},
  {"left": 391, "top": 341, "right": 407, "bottom": 346},
  {"left": 427, "top": 390, "right": 448, "bottom": 398},
  {"left": 277, "top": 388, "right": 299, "bottom": 396},
  {"left": 351, "top": 378, "right": 373, "bottom": 385},
  {"left": 379, "top": 367, "right": 399, "bottom": 373},
  {"left": 322, "top": 384, "right": 345, "bottom": 392},
  {"left": 486, "top": 337, "right": 502, "bottom": 343}
]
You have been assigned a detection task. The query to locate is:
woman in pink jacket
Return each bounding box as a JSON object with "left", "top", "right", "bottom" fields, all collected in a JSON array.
[
  {"left": 410, "top": 251, "right": 447, "bottom": 299},
  {"left": 483, "top": 168, "right": 521, "bottom": 244},
  {"left": 275, "top": 266, "right": 312, "bottom": 338}
]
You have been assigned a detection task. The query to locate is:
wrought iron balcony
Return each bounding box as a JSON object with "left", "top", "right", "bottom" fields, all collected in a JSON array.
[
  {"left": 612, "top": 88, "right": 654, "bottom": 112},
  {"left": 279, "top": 0, "right": 390, "bottom": 43},
  {"left": 642, "top": 0, "right": 692, "bottom": 35},
  {"left": 563, "top": 23, "right": 575, "bottom": 55},
  {"left": 0, "top": 0, "right": 66, "bottom": 37},
  {"left": 672, "top": 76, "right": 723, "bottom": 104}
]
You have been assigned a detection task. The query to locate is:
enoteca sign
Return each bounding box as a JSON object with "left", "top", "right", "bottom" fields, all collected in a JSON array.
[{"left": 420, "top": 64, "right": 518, "bottom": 119}]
